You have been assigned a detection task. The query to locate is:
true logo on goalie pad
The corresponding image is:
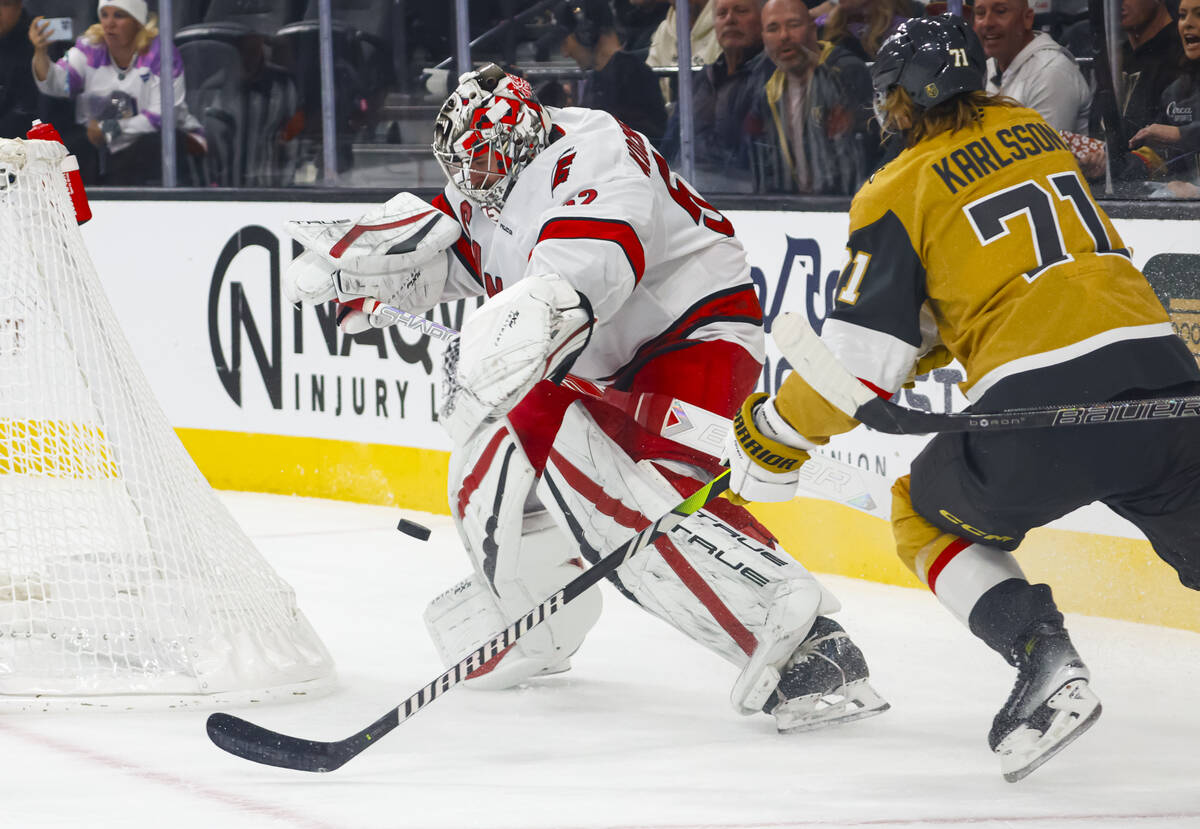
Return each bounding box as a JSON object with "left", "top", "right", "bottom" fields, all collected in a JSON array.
[{"left": 669, "top": 513, "right": 793, "bottom": 587}]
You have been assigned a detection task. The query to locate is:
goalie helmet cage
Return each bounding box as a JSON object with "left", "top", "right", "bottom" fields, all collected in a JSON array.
[{"left": 0, "top": 138, "right": 334, "bottom": 710}]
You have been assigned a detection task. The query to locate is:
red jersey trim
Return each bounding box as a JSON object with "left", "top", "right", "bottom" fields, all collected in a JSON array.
[
  {"left": 858, "top": 377, "right": 896, "bottom": 401},
  {"left": 535, "top": 217, "right": 646, "bottom": 284},
  {"left": 605, "top": 284, "right": 763, "bottom": 385}
]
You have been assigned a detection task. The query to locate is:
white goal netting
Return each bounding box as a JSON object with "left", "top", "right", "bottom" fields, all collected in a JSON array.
[{"left": 0, "top": 138, "right": 334, "bottom": 708}]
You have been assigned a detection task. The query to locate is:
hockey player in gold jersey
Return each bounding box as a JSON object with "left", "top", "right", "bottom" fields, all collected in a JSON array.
[{"left": 725, "top": 15, "right": 1200, "bottom": 782}]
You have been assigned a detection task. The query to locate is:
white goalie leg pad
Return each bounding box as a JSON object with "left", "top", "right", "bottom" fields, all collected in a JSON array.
[
  {"left": 440, "top": 273, "right": 593, "bottom": 444},
  {"left": 537, "top": 402, "right": 840, "bottom": 712},
  {"left": 440, "top": 419, "right": 602, "bottom": 690},
  {"left": 423, "top": 563, "right": 583, "bottom": 691}
]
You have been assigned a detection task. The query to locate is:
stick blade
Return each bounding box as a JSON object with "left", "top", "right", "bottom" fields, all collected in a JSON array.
[{"left": 206, "top": 712, "right": 356, "bottom": 773}]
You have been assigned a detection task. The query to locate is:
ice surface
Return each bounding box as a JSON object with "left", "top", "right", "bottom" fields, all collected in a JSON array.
[{"left": 4, "top": 492, "right": 1198, "bottom": 829}]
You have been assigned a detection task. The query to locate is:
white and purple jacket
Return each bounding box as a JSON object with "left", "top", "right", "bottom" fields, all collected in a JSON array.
[{"left": 35, "top": 35, "right": 202, "bottom": 153}]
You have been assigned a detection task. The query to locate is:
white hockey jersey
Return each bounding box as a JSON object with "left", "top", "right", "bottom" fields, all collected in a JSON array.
[{"left": 432, "top": 107, "right": 764, "bottom": 383}]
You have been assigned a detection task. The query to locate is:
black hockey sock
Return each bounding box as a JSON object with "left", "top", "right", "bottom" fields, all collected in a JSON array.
[{"left": 968, "top": 578, "right": 1065, "bottom": 663}]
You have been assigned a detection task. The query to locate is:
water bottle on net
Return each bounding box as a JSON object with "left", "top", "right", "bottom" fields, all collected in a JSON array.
[{"left": 25, "top": 120, "right": 92, "bottom": 225}]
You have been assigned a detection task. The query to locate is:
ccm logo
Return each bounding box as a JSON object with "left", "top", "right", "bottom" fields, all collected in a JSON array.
[
  {"left": 734, "top": 417, "right": 800, "bottom": 470},
  {"left": 939, "top": 510, "right": 1014, "bottom": 543}
]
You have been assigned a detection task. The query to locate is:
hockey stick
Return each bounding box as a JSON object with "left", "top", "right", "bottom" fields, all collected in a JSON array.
[
  {"left": 773, "top": 312, "right": 1200, "bottom": 436},
  {"left": 350, "top": 299, "right": 889, "bottom": 516},
  {"left": 205, "top": 471, "right": 731, "bottom": 772}
]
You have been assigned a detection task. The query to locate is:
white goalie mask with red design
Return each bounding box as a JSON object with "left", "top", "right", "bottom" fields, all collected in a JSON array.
[{"left": 432, "top": 64, "right": 553, "bottom": 210}]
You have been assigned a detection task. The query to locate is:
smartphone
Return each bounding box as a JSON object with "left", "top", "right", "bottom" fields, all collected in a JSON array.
[{"left": 43, "top": 17, "right": 74, "bottom": 43}]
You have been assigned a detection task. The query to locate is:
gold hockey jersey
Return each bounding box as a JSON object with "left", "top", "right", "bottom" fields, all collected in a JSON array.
[{"left": 777, "top": 103, "right": 1199, "bottom": 436}]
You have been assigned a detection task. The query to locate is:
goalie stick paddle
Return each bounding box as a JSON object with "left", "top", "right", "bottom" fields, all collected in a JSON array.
[
  {"left": 342, "top": 300, "right": 889, "bottom": 516},
  {"left": 205, "top": 471, "right": 731, "bottom": 772}
]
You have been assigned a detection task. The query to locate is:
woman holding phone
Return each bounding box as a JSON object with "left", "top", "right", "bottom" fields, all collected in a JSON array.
[{"left": 29, "top": 0, "right": 203, "bottom": 185}]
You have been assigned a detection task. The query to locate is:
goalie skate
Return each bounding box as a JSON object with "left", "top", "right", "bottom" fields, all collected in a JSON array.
[
  {"left": 989, "top": 623, "right": 1102, "bottom": 783},
  {"left": 763, "top": 617, "right": 890, "bottom": 733}
]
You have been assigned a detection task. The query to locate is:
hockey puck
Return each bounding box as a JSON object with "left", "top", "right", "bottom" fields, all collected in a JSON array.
[{"left": 397, "top": 518, "right": 432, "bottom": 541}]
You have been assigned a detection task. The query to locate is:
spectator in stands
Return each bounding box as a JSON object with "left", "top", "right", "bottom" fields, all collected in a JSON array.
[
  {"left": 1118, "top": 0, "right": 1184, "bottom": 142},
  {"left": 0, "top": 0, "right": 37, "bottom": 138},
  {"left": 749, "top": 0, "right": 876, "bottom": 193},
  {"left": 238, "top": 33, "right": 302, "bottom": 188},
  {"left": 1125, "top": 0, "right": 1200, "bottom": 195},
  {"left": 663, "top": 0, "right": 769, "bottom": 188},
  {"left": 29, "top": 0, "right": 204, "bottom": 186},
  {"left": 614, "top": 0, "right": 671, "bottom": 58},
  {"left": 975, "top": 0, "right": 1090, "bottom": 132},
  {"left": 647, "top": 0, "right": 722, "bottom": 100},
  {"left": 817, "top": 0, "right": 909, "bottom": 61},
  {"left": 557, "top": 0, "right": 668, "bottom": 145}
]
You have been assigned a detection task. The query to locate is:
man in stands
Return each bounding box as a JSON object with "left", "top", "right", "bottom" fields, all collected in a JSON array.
[
  {"left": 974, "top": 0, "right": 1090, "bottom": 133},
  {"left": 750, "top": 0, "right": 876, "bottom": 193},
  {"left": 1117, "top": 0, "right": 1183, "bottom": 146},
  {"left": 281, "top": 63, "right": 888, "bottom": 734},
  {"left": 555, "top": 0, "right": 667, "bottom": 147},
  {"left": 665, "top": 0, "right": 770, "bottom": 191}
]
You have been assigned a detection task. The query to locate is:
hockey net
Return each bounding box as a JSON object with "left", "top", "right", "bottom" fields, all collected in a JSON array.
[{"left": 0, "top": 138, "right": 334, "bottom": 708}]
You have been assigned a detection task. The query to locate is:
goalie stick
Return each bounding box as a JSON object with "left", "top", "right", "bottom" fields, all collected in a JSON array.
[
  {"left": 205, "top": 472, "right": 731, "bottom": 772},
  {"left": 773, "top": 312, "right": 1200, "bottom": 436},
  {"left": 341, "top": 298, "right": 890, "bottom": 516}
]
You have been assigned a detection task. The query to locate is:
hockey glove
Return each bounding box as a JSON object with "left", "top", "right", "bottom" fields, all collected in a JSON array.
[
  {"left": 440, "top": 273, "right": 593, "bottom": 444},
  {"left": 723, "top": 392, "right": 816, "bottom": 504},
  {"left": 285, "top": 192, "right": 462, "bottom": 275},
  {"left": 902, "top": 344, "right": 954, "bottom": 389},
  {"left": 283, "top": 249, "right": 450, "bottom": 335}
]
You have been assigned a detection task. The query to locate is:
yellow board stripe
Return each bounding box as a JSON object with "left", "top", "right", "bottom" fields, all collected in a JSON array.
[
  {"left": 0, "top": 419, "right": 118, "bottom": 479},
  {"left": 176, "top": 428, "right": 452, "bottom": 515},
  {"left": 175, "top": 429, "right": 1198, "bottom": 635},
  {"left": 750, "top": 498, "right": 1200, "bottom": 634}
]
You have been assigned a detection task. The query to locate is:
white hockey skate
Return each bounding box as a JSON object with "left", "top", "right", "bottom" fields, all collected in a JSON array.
[
  {"left": 989, "top": 623, "right": 1102, "bottom": 783},
  {"left": 763, "top": 616, "right": 890, "bottom": 733}
]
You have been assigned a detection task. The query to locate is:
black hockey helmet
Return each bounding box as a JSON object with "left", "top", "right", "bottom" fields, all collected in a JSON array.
[{"left": 871, "top": 15, "right": 985, "bottom": 112}]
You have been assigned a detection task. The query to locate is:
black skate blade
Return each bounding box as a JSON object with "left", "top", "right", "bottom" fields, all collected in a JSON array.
[{"left": 1003, "top": 702, "right": 1102, "bottom": 783}]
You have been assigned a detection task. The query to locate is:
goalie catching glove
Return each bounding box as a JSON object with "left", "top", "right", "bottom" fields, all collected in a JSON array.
[
  {"left": 440, "top": 273, "right": 594, "bottom": 444},
  {"left": 285, "top": 191, "right": 461, "bottom": 274},
  {"left": 283, "top": 249, "right": 449, "bottom": 334},
  {"left": 723, "top": 393, "right": 817, "bottom": 503},
  {"left": 282, "top": 192, "right": 461, "bottom": 333}
]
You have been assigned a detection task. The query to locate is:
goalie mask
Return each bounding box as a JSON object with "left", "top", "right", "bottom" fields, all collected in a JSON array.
[
  {"left": 433, "top": 64, "right": 553, "bottom": 210},
  {"left": 871, "top": 15, "right": 985, "bottom": 127}
]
